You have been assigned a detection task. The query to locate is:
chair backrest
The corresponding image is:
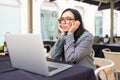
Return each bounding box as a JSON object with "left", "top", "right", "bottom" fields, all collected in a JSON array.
[
  {"left": 114, "top": 37, "right": 120, "bottom": 42},
  {"left": 94, "top": 57, "right": 115, "bottom": 80},
  {"left": 102, "top": 48, "right": 120, "bottom": 72},
  {"left": 44, "top": 44, "right": 52, "bottom": 53},
  {"left": 91, "top": 48, "right": 95, "bottom": 57}
]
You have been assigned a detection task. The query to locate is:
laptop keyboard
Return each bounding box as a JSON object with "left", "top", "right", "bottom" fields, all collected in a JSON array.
[{"left": 48, "top": 66, "right": 58, "bottom": 72}]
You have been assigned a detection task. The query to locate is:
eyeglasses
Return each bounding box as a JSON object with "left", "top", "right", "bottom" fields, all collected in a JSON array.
[{"left": 58, "top": 17, "right": 75, "bottom": 24}]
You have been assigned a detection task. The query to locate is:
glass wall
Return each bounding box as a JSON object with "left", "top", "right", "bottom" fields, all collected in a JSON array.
[
  {"left": 40, "top": 9, "right": 58, "bottom": 40},
  {"left": 95, "top": 16, "right": 103, "bottom": 37}
]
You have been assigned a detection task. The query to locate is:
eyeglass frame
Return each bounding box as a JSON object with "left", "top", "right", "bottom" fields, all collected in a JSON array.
[{"left": 58, "top": 17, "right": 75, "bottom": 24}]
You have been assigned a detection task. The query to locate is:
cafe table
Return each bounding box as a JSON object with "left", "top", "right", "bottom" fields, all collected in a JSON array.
[
  {"left": 93, "top": 42, "right": 120, "bottom": 58},
  {"left": 0, "top": 55, "right": 96, "bottom": 80}
]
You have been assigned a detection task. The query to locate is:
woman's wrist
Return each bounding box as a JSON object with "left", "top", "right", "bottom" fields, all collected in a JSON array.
[
  {"left": 67, "top": 32, "right": 73, "bottom": 35},
  {"left": 61, "top": 32, "right": 66, "bottom": 35}
]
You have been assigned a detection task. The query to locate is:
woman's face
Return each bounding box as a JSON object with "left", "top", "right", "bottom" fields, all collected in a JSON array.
[{"left": 59, "top": 11, "right": 76, "bottom": 32}]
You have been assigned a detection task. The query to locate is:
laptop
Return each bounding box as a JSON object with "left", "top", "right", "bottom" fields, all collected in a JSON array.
[{"left": 5, "top": 34, "right": 72, "bottom": 76}]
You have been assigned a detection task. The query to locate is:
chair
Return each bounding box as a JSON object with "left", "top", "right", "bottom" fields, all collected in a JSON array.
[
  {"left": 114, "top": 37, "right": 120, "bottom": 42},
  {"left": 91, "top": 48, "right": 95, "bottom": 57},
  {"left": 44, "top": 44, "right": 52, "bottom": 53},
  {"left": 44, "top": 44, "right": 52, "bottom": 58},
  {"left": 94, "top": 57, "right": 115, "bottom": 80},
  {"left": 94, "top": 36, "right": 100, "bottom": 43},
  {"left": 102, "top": 48, "right": 120, "bottom": 80}
]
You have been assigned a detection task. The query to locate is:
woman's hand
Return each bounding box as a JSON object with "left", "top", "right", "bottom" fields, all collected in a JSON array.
[
  {"left": 58, "top": 24, "right": 66, "bottom": 35},
  {"left": 69, "top": 20, "right": 80, "bottom": 33},
  {"left": 58, "top": 20, "right": 80, "bottom": 35}
]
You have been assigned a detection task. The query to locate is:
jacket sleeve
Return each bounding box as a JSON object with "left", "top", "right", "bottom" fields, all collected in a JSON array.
[
  {"left": 64, "top": 32, "right": 94, "bottom": 62},
  {"left": 50, "top": 35, "right": 65, "bottom": 60}
]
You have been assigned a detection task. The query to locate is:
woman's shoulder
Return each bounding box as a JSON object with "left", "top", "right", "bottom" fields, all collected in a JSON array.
[
  {"left": 82, "top": 31, "right": 93, "bottom": 38},
  {"left": 77, "top": 31, "right": 93, "bottom": 42},
  {"left": 76, "top": 31, "right": 94, "bottom": 45}
]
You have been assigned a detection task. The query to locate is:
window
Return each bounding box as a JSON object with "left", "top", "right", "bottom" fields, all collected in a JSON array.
[
  {"left": 41, "top": 9, "right": 58, "bottom": 40},
  {"left": 40, "top": 1, "right": 58, "bottom": 41},
  {"left": 0, "top": 3, "right": 20, "bottom": 44},
  {"left": 95, "top": 11, "right": 103, "bottom": 37}
]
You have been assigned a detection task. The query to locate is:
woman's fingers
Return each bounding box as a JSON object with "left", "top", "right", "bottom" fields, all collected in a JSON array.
[
  {"left": 58, "top": 24, "right": 66, "bottom": 35},
  {"left": 69, "top": 21, "right": 80, "bottom": 33}
]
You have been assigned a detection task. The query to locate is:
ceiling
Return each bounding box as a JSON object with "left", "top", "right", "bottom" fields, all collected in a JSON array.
[
  {"left": 49, "top": 0, "right": 120, "bottom": 11},
  {"left": 81, "top": 0, "right": 120, "bottom": 10}
]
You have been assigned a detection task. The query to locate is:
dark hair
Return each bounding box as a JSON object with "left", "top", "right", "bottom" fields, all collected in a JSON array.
[{"left": 60, "top": 8, "right": 86, "bottom": 42}]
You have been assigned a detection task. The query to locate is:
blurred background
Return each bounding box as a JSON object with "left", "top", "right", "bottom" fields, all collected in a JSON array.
[{"left": 0, "top": 0, "right": 120, "bottom": 44}]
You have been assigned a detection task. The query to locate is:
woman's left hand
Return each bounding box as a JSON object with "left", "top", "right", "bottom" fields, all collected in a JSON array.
[{"left": 69, "top": 20, "right": 80, "bottom": 33}]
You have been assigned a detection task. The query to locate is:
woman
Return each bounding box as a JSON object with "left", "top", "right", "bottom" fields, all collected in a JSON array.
[{"left": 50, "top": 8, "right": 96, "bottom": 70}]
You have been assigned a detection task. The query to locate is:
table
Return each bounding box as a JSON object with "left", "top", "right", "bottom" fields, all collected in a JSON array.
[
  {"left": 0, "top": 55, "right": 96, "bottom": 80},
  {"left": 93, "top": 42, "right": 120, "bottom": 58}
]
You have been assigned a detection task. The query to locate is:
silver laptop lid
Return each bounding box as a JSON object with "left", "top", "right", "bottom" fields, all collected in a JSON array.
[
  {"left": 5, "top": 34, "right": 50, "bottom": 76},
  {"left": 5, "top": 34, "right": 72, "bottom": 76}
]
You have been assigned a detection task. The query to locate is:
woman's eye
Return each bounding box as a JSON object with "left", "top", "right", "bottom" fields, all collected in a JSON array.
[{"left": 66, "top": 18, "right": 71, "bottom": 21}]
